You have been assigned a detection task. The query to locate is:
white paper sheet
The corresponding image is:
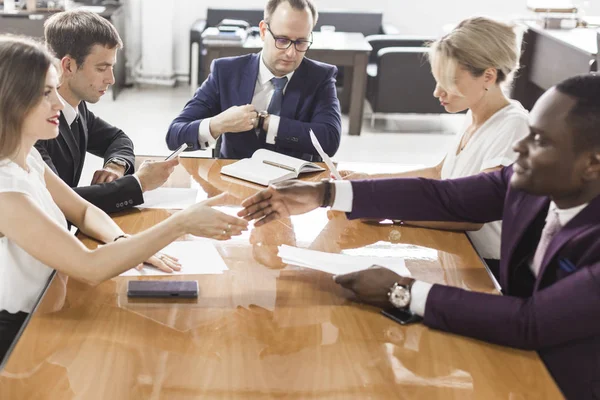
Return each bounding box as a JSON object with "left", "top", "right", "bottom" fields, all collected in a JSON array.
[
  {"left": 138, "top": 188, "right": 199, "bottom": 210},
  {"left": 120, "top": 240, "right": 228, "bottom": 276},
  {"left": 278, "top": 245, "right": 410, "bottom": 276},
  {"left": 309, "top": 129, "right": 342, "bottom": 180}
]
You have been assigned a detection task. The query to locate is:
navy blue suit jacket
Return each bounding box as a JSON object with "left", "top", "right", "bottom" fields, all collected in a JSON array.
[{"left": 166, "top": 53, "right": 342, "bottom": 160}]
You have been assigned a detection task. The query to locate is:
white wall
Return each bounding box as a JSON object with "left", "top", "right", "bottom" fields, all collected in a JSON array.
[{"left": 133, "top": 0, "right": 600, "bottom": 82}]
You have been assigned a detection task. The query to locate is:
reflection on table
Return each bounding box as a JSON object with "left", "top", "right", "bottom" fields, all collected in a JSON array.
[{"left": 0, "top": 158, "right": 562, "bottom": 399}]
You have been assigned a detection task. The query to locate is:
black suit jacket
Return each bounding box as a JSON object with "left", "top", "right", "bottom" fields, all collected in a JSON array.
[{"left": 35, "top": 101, "right": 143, "bottom": 214}]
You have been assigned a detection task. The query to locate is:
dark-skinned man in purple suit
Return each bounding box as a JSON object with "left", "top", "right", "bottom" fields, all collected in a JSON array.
[{"left": 238, "top": 74, "right": 600, "bottom": 399}]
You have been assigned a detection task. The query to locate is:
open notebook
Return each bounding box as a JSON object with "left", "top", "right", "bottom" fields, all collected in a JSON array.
[{"left": 220, "top": 149, "right": 324, "bottom": 186}]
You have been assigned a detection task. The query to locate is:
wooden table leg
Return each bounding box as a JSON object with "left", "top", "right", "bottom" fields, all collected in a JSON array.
[
  {"left": 348, "top": 52, "right": 368, "bottom": 136},
  {"left": 339, "top": 67, "right": 352, "bottom": 114}
]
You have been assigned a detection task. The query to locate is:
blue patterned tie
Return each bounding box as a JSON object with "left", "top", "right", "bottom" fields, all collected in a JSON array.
[{"left": 267, "top": 77, "right": 288, "bottom": 116}]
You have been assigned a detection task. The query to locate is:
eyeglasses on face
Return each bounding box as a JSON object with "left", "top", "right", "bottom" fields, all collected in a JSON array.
[{"left": 265, "top": 24, "right": 313, "bottom": 52}]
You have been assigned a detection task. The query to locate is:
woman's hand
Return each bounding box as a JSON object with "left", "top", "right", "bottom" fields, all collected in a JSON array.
[
  {"left": 135, "top": 252, "right": 181, "bottom": 273},
  {"left": 180, "top": 193, "right": 249, "bottom": 239}
]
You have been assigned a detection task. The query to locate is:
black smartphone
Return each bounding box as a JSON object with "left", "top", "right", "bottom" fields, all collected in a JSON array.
[
  {"left": 127, "top": 280, "right": 198, "bottom": 298},
  {"left": 381, "top": 308, "right": 423, "bottom": 325},
  {"left": 165, "top": 143, "right": 188, "bottom": 161}
]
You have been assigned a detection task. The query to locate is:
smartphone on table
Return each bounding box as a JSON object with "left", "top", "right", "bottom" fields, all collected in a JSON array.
[
  {"left": 127, "top": 280, "right": 198, "bottom": 298},
  {"left": 381, "top": 308, "right": 423, "bottom": 325}
]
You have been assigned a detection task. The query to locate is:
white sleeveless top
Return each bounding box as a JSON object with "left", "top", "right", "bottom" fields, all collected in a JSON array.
[
  {"left": 441, "top": 101, "right": 529, "bottom": 260},
  {"left": 0, "top": 148, "right": 67, "bottom": 314}
]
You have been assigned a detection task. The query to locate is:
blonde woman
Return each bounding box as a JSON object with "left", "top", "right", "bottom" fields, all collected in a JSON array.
[
  {"left": 0, "top": 36, "right": 248, "bottom": 359},
  {"left": 345, "top": 17, "right": 529, "bottom": 271}
]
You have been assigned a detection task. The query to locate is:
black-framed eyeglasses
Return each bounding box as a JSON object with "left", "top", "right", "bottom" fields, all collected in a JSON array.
[{"left": 266, "top": 24, "right": 313, "bottom": 52}]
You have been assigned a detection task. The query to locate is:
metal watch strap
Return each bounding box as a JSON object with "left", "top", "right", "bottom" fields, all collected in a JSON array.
[{"left": 257, "top": 111, "right": 268, "bottom": 133}]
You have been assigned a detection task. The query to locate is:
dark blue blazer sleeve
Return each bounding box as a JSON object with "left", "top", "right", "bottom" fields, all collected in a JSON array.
[
  {"left": 276, "top": 66, "right": 341, "bottom": 157},
  {"left": 347, "top": 167, "right": 511, "bottom": 223},
  {"left": 166, "top": 60, "right": 221, "bottom": 151}
]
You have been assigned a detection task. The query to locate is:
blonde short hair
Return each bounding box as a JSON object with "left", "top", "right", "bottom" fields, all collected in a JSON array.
[{"left": 428, "top": 17, "right": 520, "bottom": 95}]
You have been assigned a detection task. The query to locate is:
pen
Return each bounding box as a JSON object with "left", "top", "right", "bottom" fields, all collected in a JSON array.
[{"left": 263, "top": 160, "right": 296, "bottom": 172}]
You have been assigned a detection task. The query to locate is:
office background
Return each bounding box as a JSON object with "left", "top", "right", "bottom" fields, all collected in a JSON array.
[{"left": 127, "top": 0, "right": 600, "bottom": 84}]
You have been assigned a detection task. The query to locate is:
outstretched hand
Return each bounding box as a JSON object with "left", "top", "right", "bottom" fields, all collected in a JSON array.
[{"left": 238, "top": 180, "right": 325, "bottom": 227}]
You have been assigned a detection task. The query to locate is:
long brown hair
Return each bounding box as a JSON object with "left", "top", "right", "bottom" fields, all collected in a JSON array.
[{"left": 0, "top": 35, "right": 57, "bottom": 161}]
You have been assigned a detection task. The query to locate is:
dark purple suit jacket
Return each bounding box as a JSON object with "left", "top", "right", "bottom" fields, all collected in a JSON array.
[{"left": 348, "top": 166, "right": 600, "bottom": 399}]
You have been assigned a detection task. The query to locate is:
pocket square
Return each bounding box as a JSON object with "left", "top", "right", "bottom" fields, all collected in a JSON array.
[{"left": 558, "top": 258, "right": 577, "bottom": 273}]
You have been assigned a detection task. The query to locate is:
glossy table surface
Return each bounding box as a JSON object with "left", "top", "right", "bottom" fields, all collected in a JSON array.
[{"left": 0, "top": 158, "right": 563, "bottom": 399}]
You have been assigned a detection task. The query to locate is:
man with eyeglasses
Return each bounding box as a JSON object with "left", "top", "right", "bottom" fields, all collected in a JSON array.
[{"left": 166, "top": 0, "right": 342, "bottom": 161}]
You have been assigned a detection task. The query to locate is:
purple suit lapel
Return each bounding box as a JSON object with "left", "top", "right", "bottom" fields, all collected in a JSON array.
[
  {"left": 534, "top": 196, "right": 600, "bottom": 290},
  {"left": 501, "top": 194, "right": 550, "bottom": 289}
]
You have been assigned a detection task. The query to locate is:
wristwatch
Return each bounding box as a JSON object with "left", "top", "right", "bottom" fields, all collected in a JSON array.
[
  {"left": 256, "top": 110, "right": 269, "bottom": 134},
  {"left": 106, "top": 157, "right": 128, "bottom": 172},
  {"left": 388, "top": 278, "right": 416, "bottom": 309}
]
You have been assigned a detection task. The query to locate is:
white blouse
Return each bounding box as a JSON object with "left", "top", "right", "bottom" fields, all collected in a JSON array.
[
  {"left": 0, "top": 148, "right": 67, "bottom": 314},
  {"left": 441, "top": 101, "right": 529, "bottom": 260}
]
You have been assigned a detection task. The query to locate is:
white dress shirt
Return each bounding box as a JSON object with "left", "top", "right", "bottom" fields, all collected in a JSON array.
[
  {"left": 0, "top": 148, "right": 68, "bottom": 313},
  {"left": 330, "top": 181, "right": 588, "bottom": 317},
  {"left": 441, "top": 101, "right": 529, "bottom": 260},
  {"left": 59, "top": 92, "right": 78, "bottom": 126},
  {"left": 198, "top": 53, "right": 294, "bottom": 147}
]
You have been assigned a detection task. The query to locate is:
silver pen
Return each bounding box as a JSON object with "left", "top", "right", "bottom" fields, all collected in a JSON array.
[{"left": 262, "top": 160, "right": 296, "bottom": 172}]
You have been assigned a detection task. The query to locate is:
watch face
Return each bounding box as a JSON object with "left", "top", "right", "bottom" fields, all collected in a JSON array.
[{"left": 390, "top": 286, "right": 410, "bottom": 308}]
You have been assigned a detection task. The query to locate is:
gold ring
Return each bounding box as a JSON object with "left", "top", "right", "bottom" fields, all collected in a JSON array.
[{"left": 227, "top": 224, "right": 232, "bottom": 231}]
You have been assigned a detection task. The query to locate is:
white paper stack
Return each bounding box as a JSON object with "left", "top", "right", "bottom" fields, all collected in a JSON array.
[
  {"left": 120, "top": 240, "right": 228, "bottom": 277},
  {"left": 278, "top": 245, "right": 411, "bottom": 277},
  {"left": 138, "top": 188, "right": 200, "bottom": 210}
]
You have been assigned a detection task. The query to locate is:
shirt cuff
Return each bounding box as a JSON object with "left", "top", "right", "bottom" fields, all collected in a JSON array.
[
  {"left": 131, "top": 173, "right": 143, "bottom": 193},
  {"left": 266, "top": 115, "right": 280, "bottom": 145},
  {"left": 331, "top": 181, "right": 353, "bottom": 212},
  {"left": 199, "top": 118, "right": 217, "bottom": 149},
  {"left": 409, "top": 280, "right": 433, "bottom": 317}
]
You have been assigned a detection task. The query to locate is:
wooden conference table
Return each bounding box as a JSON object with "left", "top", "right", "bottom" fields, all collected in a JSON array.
[{"left": 0, "top": 158, "right": 562, "bottom": 399}]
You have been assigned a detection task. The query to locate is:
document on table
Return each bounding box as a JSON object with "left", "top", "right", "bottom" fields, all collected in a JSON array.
[
  {"left": 309, "top": 129, "right": 342, "bottom": 180},
  {"left": 278, "top": 245, "right": 410, "bottom": 276},
  {"left": 138, "top": 188, "right": 199, "bottom": 210},
  {"left": 120, "top": 240, "right": 228, "bottom": 276}
]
